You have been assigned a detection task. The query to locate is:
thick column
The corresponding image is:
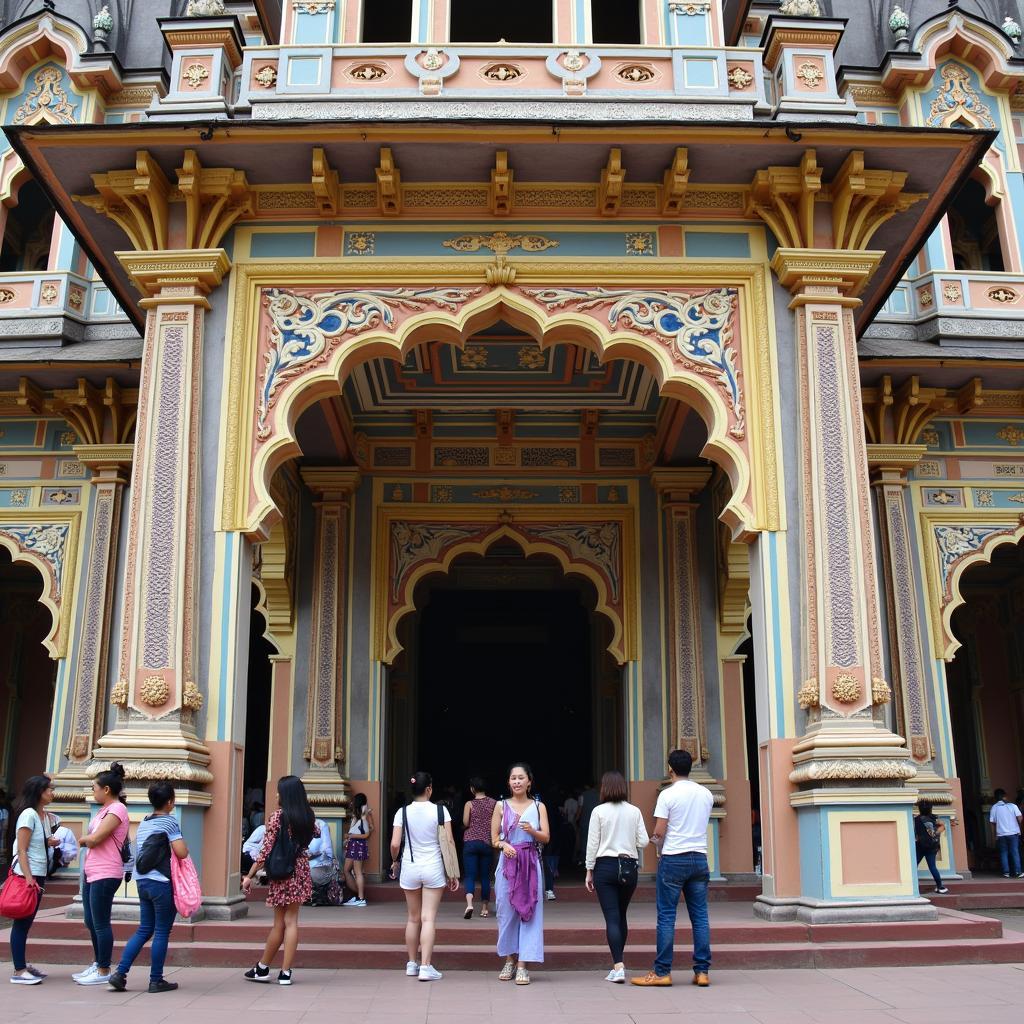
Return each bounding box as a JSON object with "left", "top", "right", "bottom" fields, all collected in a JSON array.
[
  {"left": 869, "top": 445, "right": 964, "bottom": 878},
  {"left": 299, "top": 468, "right": 359, "bottom": 812},
  {"left": 93, "top": 251, "right": 229, "bottom": 791},
  {"left": 764, "top": 249, "right": 928, "bottom": 921},
  {"left": 56, "top": 445, "right": 132, "bottom": 776}
]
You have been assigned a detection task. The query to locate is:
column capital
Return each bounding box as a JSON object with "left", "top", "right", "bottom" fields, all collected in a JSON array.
[
  {"left": 300, "top": 466, "right": 362, "bottom": 500},
  {"left": 770, "top": 248, "right": 881, "bottom": 301},
  {"left": 867, "top": 443, "right": 928, "bottom": 483},
  {"left": 650, "top": 466, "right": 712, "bottom": 505},
  {"left": 118, "top": 248, "right": 231, "bottom": 300},
  {"left": 73, "top": 443, "right": 134, "bottom": 477}
]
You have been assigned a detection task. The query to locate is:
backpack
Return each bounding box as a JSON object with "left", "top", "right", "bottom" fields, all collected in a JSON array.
[
  {"left": 916, "top": 815, "right": 940, "bottom": 852},
  {"left": 135, "top": 829, "right": 171, "bottom": 877},
  {"left": 265, "top": 819, "right": 298, "bottom": 881}
]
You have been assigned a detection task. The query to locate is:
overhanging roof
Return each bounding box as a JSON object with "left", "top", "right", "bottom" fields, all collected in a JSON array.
[{"left": 3, "top": 118, "right": 993, "bottom": 335}]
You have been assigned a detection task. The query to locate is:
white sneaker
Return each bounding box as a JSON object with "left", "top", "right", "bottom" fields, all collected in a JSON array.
[
  {"left": 405, "top": 961, "right": 420, "bottom": 977},
  {"left": 605, "top": 967, "right": 625, "bottom": 983},
  {"left": 10, "top": 972, "right": 42, "bottom": 986},
  {"left": 545, "top": 890, "right": 556, "bottom": 901},
  {"left": 72, "top": 964, "right": 98, "bottom": 981},
  {"left": 343, "top": 897, "right": 359, "bottom": 906},
  {"left": 418, "top": 965, "right": 443, "bottom": 982},
  {"left": 77, "top": 972, "right": 114, "bottom": 986},
  {"left": 348, "top": 898, "right": 367, "bottom": 907}
]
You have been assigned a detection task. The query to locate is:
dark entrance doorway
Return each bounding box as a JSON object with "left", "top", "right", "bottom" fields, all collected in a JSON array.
[
  {"left": 945, "top": 540, "right": 1024, "bottom": 873},
  {"left": 243, "top": 586, "right": 274, "bottom": 822},
  {"left": 386, "top": 545, "right": 622, "bottom": 810}
]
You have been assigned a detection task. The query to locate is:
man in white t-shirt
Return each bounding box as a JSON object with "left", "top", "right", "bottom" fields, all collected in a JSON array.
[
  {"left": 989, "top": 789, "right": 1023, "bottom": 878},
  {"left": 632, "top": 749, "right": 714, "bottom": 989}
]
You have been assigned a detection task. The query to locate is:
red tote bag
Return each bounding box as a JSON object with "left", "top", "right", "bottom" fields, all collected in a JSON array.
[{"left": 0, "top": 873, "right": 39, "bottom": 919}]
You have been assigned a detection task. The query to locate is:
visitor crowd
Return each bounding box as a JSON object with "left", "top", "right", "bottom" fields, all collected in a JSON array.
[{"left": 4, "top": 756, "right": 1024, "bottom": 990}]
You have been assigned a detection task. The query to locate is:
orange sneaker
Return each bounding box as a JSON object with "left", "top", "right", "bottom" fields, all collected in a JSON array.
[
  {"left": 630, "top": 971, "right": 672, "bottom": 987},
  {"left": 693, "top": 972, "right": 710, "bottom": 987}
]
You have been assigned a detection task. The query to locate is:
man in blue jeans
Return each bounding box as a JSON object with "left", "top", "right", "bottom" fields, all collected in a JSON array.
[
  {"left": 631, "top": 749, "right": 714, "bottom": 988},
  {"left": 989, "top": 789, "right": 1023, "bottom": 878}
]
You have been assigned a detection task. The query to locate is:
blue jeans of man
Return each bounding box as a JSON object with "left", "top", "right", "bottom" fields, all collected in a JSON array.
[
  {"left": 654, "top": 852, "right": 711, "bottom": 977},
  {"left": 82, "top": 876, "right": 122, "bottom": 969},
  {"left": 117, "top": 879, "right": 177, "bottom": 982},
  {"left": 462, "top": 840, "right": 493, "bottom": 902},
  {"left": 997, "top": 834, "right": 1022, "bottom": 876},
  {"left": 916, "top": 845, "right": 942, "bottom": 888},
  {"left": 9, "top": 875, "right": 45, "bottom": 971}
]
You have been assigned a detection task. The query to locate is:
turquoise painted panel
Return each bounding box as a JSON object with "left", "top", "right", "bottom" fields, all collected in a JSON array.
[
  {"left": 287, "top": 55, "right": 324, "bottom": 85},
  {"left": 92, "top": 288, "right": 112, "bottom": 315},
  {"left": 962, "top": 420, "right": 1024, "bottom": 449},
  {"left": 971, "top": 487, "right": 1024, "bottom": 508},
  {"left": 1006, "top": 173, "right": 1024, "bottom": 260},
  {"left": 5, "top": 63, "right": 82, "bottom": 124},
  {"left": 294, "top": 11, "right": 332, "bottom": 45},
  {"left": 250, "top": 232, "right": 316, "bottom": 258},
  {"left": 676, "top": 12, "right": 710, "bottom": 46},
  {"left": 685, "top": 232, "right": 751, "bottom": 258},
  {"left": 796, "top": 807, "right": 826, "bottom": 901},
  {"left": 886, "top": 288, "right": 909, "bottom": 314},
  {"left": 683, "top": 58, "right": 717, "bottom": 88},
  {"left": 0, "top": 420, "right": 42, "bottom": 448},
  {"left": 45, "top": 421, "right": 78, "bottom": 450},
  {"left": 0, "top": 488, "right": 33, "bottom": 507},
  {"left": 922, "top": 62, "right": 1004, "bottom": 152},
  {"left": 880, "top": 111, "right": 901, "bottom": 127}
]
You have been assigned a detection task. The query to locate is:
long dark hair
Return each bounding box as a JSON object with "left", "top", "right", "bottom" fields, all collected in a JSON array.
[
  {"left": 13, "top": 775, "right": 51, "bottom": 821},
  {"left": 352, "top": 792, "right": 367, "bottom": 824},
  {"left": 277, "top": 775, "right": 315, "bottom": 848}
]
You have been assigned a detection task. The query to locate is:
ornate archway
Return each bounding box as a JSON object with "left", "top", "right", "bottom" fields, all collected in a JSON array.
[{"left": 219, "top": 257, "right": 782, "bottom": 543}]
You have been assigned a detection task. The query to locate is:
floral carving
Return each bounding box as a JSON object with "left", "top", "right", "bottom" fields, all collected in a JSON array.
[
  {"left": 0, "top": 288, "right": 15, "bottom": 304},
  {"left": 40, "top": 284, "right": 59, "bottom": 304},
  {"left": 871, "top": 678, "right": 892, "bottom": 705},
  {"left": 442, "top": 232, "right": 559, "bottom": 255},
  {"left": 257, "top": 286, "right": 480, "bottom": 437},
  {"left": 459, "top": 345, "right": 488, "bottom": 369},
  {"left": 483, "top": 64, "right": 523, "bottom": 82},
  {"left": 109, "top": 679, "right": 129, "bottom": 707},
  {"left": 796, "top": 61, "right": 825, "bottom": 88},
  {"left": 928, "top": 64, "right": 994, "bottom": 128},
  {"left": 525, "top": 287, "right": 744, "bottom": 438},
  {"left": 182, "top": 63, "right": 210, "bottom": 89},
  {"left": 349, "top": 64, "right": 387, "bottom": 81},
  {"left": 518, "top": 346, "right": 547, "bottom": 369},
  {"left": 728, "top": 67, "right": 754, "bottom": 90},
  {"left": 797, "top": 678, "right": 819, "bottom": 709},
  {"left": 254, "top": 65, "right": 278, "bottom": 88},
  {"left": 831, "top": 673, "right": 861, "bottom": 704},
  {"left": 139, "top": 675, "right": 169, "bottom": 707},
  {"left": 13, "top": 66, "right": 76, "bottom": 125},
  {"left": 617, "top": 65, "right": 655, "bottom": 83},
  {"left": 563, "top": 51, "right": 586, "bottom": 72},
  {"left": 988, "top": 286, "right": 1018, "bottom": 303},
  {"left": 472, "top": 487, "right": 539, "bottom": 501},
  {"left": 182, "top": 680, "right": 204, "bottom": 710},
  {"left": 997, "top": 425, "right": 1024, "bottom": 446},
  {"left": 421, "top": 49, "right": 445, "bottom": 71},
  {"left": 942, "top": 282, "right": 962, "bottom": 303}
]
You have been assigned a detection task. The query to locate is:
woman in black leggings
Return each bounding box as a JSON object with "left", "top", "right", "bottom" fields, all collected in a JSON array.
[{"left": 584, "top": 771, "right": 650, "bottom": 983}]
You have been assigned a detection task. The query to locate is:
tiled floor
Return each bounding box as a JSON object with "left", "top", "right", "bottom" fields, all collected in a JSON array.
[{"left": 6, "top": 963, "right": 1024, "bottom": 1023}]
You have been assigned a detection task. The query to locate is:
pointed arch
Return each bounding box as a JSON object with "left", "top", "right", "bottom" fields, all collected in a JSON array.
[{"left": 219, "top": 259, "right": 782, "bottom": 544}]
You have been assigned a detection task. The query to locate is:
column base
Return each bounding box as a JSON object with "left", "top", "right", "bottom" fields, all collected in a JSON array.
[
  {"left": 753, "top": 895, "right": 938, "bottom": 924},
  {"left": 90, "top": 722, "right": 214, "bottom": 790},
  {"left": 201, "top": 895, "right": 250, "bottom": 920}
]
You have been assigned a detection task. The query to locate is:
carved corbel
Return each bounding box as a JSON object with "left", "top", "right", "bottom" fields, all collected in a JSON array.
[
  {"left": 49, "top": 378, "right": 105, "bottom": 445},
  {"left": 599, "top": 148, "right": 626, "bottom": 217},
  {"left": 104, "top": 379, "right": 138, "bottom": 445},
  {"left": 745, "top": 150, "right": 822, "bottom": 249},
  {"left": 16, "top": 377, "right": 45, "bottom": 415},
  {"left": 861, "top": 374, "right": 959, "bottom": 445},
  {"left": 176, "top": 149, "right": 253, "bottom": 250},
  {"left": 311, "top": 147, "right": 340, "bottom": 216},
  {"left": 376, "top": 147, "right": 402, "bottom": 216},
  {"left": 490, "top": 150, "right": 514, "bottom": 217},
  {"left": 661, "top": 148, "right": 690, "bottom": 215},
  {"left": 74, "top": 151, "right": 171, "bottom": 251}
]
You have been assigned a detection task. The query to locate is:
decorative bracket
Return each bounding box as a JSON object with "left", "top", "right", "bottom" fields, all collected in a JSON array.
[
  {"left": 599, "top": 148, "right": 626, "bottom": 217},
  {"left": 376, "top": 147, "right": 401, "bottom": 216}
]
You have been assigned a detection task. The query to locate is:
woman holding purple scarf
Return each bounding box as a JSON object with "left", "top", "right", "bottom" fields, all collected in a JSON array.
[{"left": 490, "top": 763, "right": 550, "bottom": 986}]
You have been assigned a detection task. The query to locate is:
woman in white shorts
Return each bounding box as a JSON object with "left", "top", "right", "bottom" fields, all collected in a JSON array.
[{"left": 390, "top": 771, "right": 459, "bottom": 981}]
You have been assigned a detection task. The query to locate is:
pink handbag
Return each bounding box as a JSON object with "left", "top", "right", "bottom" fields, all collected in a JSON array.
[{"left": 169, "top": 853, "right": 202, "bottom": 918}]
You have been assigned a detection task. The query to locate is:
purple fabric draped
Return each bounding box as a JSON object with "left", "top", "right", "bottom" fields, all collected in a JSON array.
[{"left": 501, "top": 802, "right": 540, "bottom": 922}]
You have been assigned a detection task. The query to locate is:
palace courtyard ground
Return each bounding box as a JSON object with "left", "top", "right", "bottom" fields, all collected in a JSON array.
[{"left": 5, "top": 960, "right": 1024, "bottom": 1024}]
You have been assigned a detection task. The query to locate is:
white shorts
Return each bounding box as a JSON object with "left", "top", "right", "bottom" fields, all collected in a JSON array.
[{"left": 400, "top": 858, "right": 446, "bottom": 890}]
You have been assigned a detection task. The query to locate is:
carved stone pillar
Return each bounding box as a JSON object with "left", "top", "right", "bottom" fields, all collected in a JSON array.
[
  {"left": 299, "top": 468, "right": 359, "bottom": 809},
  {"left": 749, "top": 150, "right": 935, "bottom": 922},
  {"left": 92, "top": 250, "right": 230, "bottom": 787},
  {"left": 58, "top": 444, "right": 132, "bottom": 772}
]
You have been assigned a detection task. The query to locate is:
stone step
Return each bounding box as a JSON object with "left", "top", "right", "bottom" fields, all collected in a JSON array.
[
  {"left": 358, "top": 881, "right": 764, "bottom": 903},
  {"left": 14, "top": 932, "right": 1024, "bottom": 971}
]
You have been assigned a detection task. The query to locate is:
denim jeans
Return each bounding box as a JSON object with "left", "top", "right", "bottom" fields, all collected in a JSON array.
[
  {"left": 543, "top": 854, "right": 559, "bottom": 893},
  {"left": 117, "top": 879, "right": 177, "bottom": 982},
  {"left": 9, "top": 875, "right": 45, "bottom": 971},
  {"left": 654, "top": 852, "right": 711, "bottom": 977},
  {"left": 593, "top": 857, "right": 637, "bottom": 963},
  {"left": 462, "top": 840, "right": 493, "bottom": 902},
  {"left": 916, "top": 845, "right": 942, "bottom": 888},
  {"left": 83, "top": 876, "right": 122, "bottom": 968},
  {"left": 997, "top": 834, "right": 1023, "bottom": 876}
]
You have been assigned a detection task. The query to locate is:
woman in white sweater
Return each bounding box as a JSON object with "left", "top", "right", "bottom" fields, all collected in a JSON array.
[{"left": 584, "top": 771, "right": 650, "bottom": 983}]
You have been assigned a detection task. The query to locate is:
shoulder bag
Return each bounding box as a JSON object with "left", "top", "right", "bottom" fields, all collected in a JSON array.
[
  {"left": 266, "top": 816, "right": 299, "bottom": 881},
  {"left": 0, "top": 873, "right": 39, "bottom": 919},
  {"left": 436, "top": 803, "right": 459, "bottom": 881}
]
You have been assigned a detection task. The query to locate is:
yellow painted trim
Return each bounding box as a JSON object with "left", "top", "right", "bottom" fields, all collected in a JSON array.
[{"left": 827, "top": 809, "right": 914, "bottom": 899}]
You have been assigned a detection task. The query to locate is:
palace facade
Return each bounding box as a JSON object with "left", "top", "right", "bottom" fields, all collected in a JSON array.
[{"left": 0, "top": 0, "right": 1022, "bottom": 923}]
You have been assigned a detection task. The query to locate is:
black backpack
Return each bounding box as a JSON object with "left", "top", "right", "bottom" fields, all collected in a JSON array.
[
  {"left": 135, "top": 827, "right": 171, "bottom": 877},
  {"left": 265, "top": 820, "right": 299, "bottom": 881}
]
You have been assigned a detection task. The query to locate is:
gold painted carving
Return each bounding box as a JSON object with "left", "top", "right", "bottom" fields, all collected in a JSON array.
[
  {"left": 490, "top": 151, "right": 514, "bottom": 217},
  {"left": 483, "top": 64, "right": 523, "bottom": 82},
  {"left": 109, "top": 679, "right": 129, "bottom": 707},
  {"left": 312, "top": 147, "right": 340, "bottom": 216},
  {"left": 617, "top": 65, "right": 655, "bottom": 83},
  {"left": 442, "top": 232, "right": 558, "bottom": 255},
  {"left": 376, "top": 147, "right": 401, "bottom": 216},
  {"left": 789, "top": 760, "right": 917, "bottom": 784},
  {"left": 599, "top": 148, "right": 626, "bottom": 217},
  {"left": 13, "top": 66, "right": 76, "bottom": 125},
  {"left": 797, "top": 678, "right": 819, "bottom": 709},
  {"left": 139, "top": 674, "right": 169, "bottom": 707},
  {"left": 182, "top": 680, "right": 204, "bottom": 710},
  {"left": 661, "top": 148, "right": 690, "bottom": 216},
  {"left": 796, "top": 61, "right": 824, "bottom": 89},
  {"left": 862, "top": 374, "right": 981, "bottom": 445},
  {"left": 182, "top": 63, "right": 210, "bottom": 89},
  {"left": 728, "top": 66, "right": 754, "bottom": 90},
  {"left": 254, "top": 64, "right": 278, "bottom": 88},
  {"left": 871, "top": 677, "right": 892, "bottom": 705},
  {"left": 831, "top": 673, "right": 861, "bottom": 704}
]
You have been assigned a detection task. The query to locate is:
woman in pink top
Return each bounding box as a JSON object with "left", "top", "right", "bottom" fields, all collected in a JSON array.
[{"left": 74, "top": 762, "right": 130, "bottom": 986}]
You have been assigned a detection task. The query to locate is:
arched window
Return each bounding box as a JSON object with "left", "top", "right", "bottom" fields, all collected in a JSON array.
[
  {"left": 949, "top": 177, "right": 1005, "bottom": 272},
  {"left": 449, "top": 1, "right": 553, "bottom": 43},
  {"left": 362, "top": 0, "right": 414, "bottom": 43},
  {"left": 0, "top": 179, "right": 55, "bottom": 273},
  {"left": 591, "top": 1, "right": 641, "bottom": 44}
]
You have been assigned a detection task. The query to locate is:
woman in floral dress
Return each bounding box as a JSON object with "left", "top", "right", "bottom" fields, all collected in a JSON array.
[{"left": 241, "top": 775, "right": 319, "bottom": 985}]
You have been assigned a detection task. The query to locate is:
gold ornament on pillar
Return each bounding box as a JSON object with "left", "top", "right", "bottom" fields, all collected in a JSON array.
[
  {"left": 109, "top": 679, "right": 129, "bottom": 707},
  {"left": 139, "top": 674, "right": 170, "bottom": 707},
  {"left": 830, "top": 674, "right": 861, "bottom": 705},
  {"left": 797, "top": 678, "right": 819, "bottom": 709},
  {"left": 182, "top": 680, "right": 204, "bottom": 710}
]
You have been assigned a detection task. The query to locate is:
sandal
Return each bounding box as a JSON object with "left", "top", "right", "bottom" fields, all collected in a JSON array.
[
  {"left": 498, "top": 957, "right": 517, "bottom": 981},
  {"left": 515, "top": 966, "right": 531, "bottom": 986},
  {"left": 480, "top": 907, "right": 490, "bottom": 918}
]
